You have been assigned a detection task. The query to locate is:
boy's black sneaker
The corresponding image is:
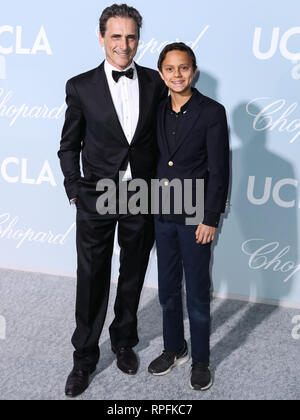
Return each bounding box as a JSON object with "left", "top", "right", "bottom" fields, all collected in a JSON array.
[
  {"left": 148, "top": 341, "right": 189, "bottom": 376},
  {"left": 190, "top": 362, "right": 213, "bottom": 391}
]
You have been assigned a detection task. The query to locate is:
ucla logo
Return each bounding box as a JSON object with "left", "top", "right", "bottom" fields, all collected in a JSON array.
[
  {"left": 0, "top": 157, "right": 56, "bottom": 186},
  {"left": 0, "top": 25, "right": 52, "bottom": 55},
  {"left": 253, "top": 27, "right": 300, "bottom": 60},
  {"left": 247, "top": 176, "right": 299, "bottom": 208},
  {"left": 0, "top": 55, "right": 6, "bottom": 79},
  {"left": 0, "top": 25, "right": 52, "bottom": 80},
  {"left": 253, "top": 27, "right": 300, "bottom": 80}
]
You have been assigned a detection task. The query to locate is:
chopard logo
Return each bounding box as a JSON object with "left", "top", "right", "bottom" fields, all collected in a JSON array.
[
  {"left": 135, "top": 27, "right": 210, "bottom": 63},
  {"left": 246, "top": 98, "right": 300, "bottom": 144},
  {"left": 242, "top": 239, "right": 300, "bottom": 284},
  {"left": 95, "top": 27, "right": 210, "bottom": 63},
  {"left": 0, "top": 88, "right": 65, "bottom": 126},
  {"left": 0, "top": 213, "right": 75, "bottom": 249}
]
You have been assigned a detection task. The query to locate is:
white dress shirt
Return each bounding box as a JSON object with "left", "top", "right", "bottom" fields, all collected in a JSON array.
[{"left": 104, "top": 59, "right": 140, "bottom": 181}]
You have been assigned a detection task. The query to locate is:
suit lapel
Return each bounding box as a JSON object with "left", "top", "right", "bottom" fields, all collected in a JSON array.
[
  {"left": 169, "top": 91, "right": 205, "bottom": 158},
  {"left": 91, "top": 62, "right": 129, "bottom": 147},
  {"left": 131, "top": 63, "right": 155, "bottom": 145},
  {"left": 158, "top": 99, "right": 171, "bottom": 157}
]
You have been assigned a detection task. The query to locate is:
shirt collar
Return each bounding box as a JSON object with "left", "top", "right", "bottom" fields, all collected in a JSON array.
[{"left": 167, "top": 88, "right": 196, "bottom": 114}]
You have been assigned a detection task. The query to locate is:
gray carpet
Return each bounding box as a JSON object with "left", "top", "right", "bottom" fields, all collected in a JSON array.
[{"left": 0, "top": 268, "right": 299, "bottom": 400}]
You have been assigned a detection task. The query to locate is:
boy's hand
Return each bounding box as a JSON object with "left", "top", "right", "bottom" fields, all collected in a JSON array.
[{"left": 195, "top": 224, "right": 216, "bottom": 244}]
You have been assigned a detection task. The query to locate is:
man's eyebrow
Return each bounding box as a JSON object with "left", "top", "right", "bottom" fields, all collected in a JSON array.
[{"left": 111, "top": 33, "right": 137, "bottom": 37}]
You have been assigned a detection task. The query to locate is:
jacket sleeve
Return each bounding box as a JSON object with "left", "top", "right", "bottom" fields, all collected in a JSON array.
[
  {"left": 57, "top": 79, "right": 86, "bottom": 201},
  {"left": 160, "top": 80, "right": 169, "bottom": 102},
  {"left": 205, "top": 105, "right": 230, "bottom": 214}
]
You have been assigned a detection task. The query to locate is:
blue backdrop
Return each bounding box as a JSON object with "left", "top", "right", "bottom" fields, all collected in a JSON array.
[{"left": 1, "top": 0, "right": 300, "bottom": 307}]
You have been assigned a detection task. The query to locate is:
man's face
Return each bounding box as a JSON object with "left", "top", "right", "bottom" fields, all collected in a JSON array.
[
  {"left": 159, "top": 50, "right": 196, "bottom": 94},
  {"left": 99, "top": 17, "right": 139, "bottom": 70}
]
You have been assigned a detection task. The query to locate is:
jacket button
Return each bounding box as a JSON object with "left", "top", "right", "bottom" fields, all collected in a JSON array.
[{"left": 168, "top": 161, "right": 174, "bottom": 167}]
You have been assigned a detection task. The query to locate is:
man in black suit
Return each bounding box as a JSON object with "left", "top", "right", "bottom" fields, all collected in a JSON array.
[
  {"left": 147, "top": 43, "right": 229, "bottom": 391},
  {"left": 58, "top": 4, "right": 167, "bottom": 397}
]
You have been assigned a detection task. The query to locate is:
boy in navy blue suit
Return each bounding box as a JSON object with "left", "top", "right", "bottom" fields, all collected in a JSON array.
[{"left": 148, "top": 43, "right": 229, "bottom": 390}]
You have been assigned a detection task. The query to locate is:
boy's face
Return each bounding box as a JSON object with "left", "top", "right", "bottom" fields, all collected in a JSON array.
[{"left": 159, "top": 50, "right": 196, "bottom": 94}]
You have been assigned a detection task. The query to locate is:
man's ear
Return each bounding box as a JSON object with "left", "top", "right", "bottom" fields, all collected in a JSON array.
[{"left": 99, "top": 33, "right": 105, "bottom": 47}]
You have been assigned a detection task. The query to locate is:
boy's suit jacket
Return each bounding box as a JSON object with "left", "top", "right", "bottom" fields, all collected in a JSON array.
[{"left": 156, "top": 89, "right": 230, "bottom": 224}]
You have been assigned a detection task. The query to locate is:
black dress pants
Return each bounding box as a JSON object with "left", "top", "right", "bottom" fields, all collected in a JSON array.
[{"left": 72, "top": 207, "right": 154, "bottom": 371}]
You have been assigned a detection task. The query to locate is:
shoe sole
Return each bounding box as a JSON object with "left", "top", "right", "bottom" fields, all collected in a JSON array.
[
  {"left": 150, "top": 354, "right": 189, "bottom": 376},
  {"left": 65, "top": 385, "right": 88, "bottom": 398},
  {"left": 189, "top": 378, "right": 213, "bottom": 391}
]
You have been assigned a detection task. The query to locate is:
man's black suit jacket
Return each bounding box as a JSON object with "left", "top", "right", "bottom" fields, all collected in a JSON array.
[
  {"left": 58, "top": 61, "right": 167, "bottom": 212},
  {"left": 156, "top": 89, "right": 230, "bottom": 224}
]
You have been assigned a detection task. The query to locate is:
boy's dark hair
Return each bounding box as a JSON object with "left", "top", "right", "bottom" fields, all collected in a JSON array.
[
  {"left": 158, "top": 42, "right": 197, "bottom": 71},
  {"left": 99, "top": 4, "right": 143, "bottom": 39}
]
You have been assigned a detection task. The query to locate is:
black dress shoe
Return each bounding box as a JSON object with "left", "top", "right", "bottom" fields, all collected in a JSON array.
[
  {"left": 65, "top": 368, "right": 94, "bottom": 398},
  {"left": 113, "top": 347, "right": 138, "bottom": 375}
]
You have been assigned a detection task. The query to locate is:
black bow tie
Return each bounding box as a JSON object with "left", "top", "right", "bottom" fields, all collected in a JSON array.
[{"left": 112, "top": 68, "right": 134, "bottom": 83}]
